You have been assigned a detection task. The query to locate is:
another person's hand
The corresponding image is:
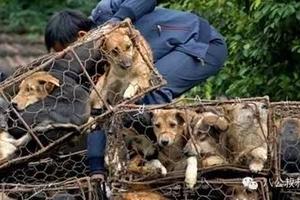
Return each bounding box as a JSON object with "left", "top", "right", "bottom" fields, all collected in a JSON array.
[{"left": 107, "top": 17, "right": 121, "bottom": 26}]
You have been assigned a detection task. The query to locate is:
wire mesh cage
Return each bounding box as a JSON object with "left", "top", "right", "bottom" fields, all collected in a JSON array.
[
  {"left": 0, "top": 177, "right": 104, "bottom": 200},
  {"left": 276, "top": 189, "right": 300, "bottom": 200},
  {"left": 0, "top": 150, "right": 88, "bottom": 185},
  {"left": 111, "top": 177, "right": 270, "bottom": 200},
  {"left": 105, "top": 96, "right": 273, "bottom": 188},
  {"left": 0, "top": 19, "right": 165, "bottom": 171},
  {"left": 270, "top": 102, "right": 300, "bottom": 184}
]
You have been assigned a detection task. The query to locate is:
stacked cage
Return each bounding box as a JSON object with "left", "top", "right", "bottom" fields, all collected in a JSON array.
[
  {"left": 271, "top": 102, "right": 300, "bottom": 199},
  {"left": 105, "top": 97, "right": 273, "bottom": 199},
  {"left": 0, "top": 20, "right": 164, "bottom": 199}
]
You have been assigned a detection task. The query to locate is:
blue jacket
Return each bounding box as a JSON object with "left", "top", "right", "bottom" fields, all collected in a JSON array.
[{"left": 90, "top": 0, "right": 224, "bottom": 62}]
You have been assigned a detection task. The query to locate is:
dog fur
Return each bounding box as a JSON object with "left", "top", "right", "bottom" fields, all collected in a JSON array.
[
  {"left": 8, "top": 71, "right": 91, "bottom": 150},
  {"left": 224, "top": 102, "right": 269, "bottom": 172},
  {"left": 123, "top": 127, "right": 166, "bottom": 175},
  {"left": 11, "top": 71, "right": 60, "bottom": 110},
  {"left": 228, "top": 185, "right": 259, "bottom": 200},
  {"left": 0, "top": 97, "right": 31, "bottom": 164},
  {"left": 90, "top": 19, "right": 153, "bottom": 109},
  {"left": 151, "top": 109, "right": 228, "bottom": 189}
]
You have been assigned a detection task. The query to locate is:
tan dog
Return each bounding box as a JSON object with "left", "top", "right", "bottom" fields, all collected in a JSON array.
[
  {"left": 11, "top": 71, "right": 59, "bottom": 110},
  {"left": 224, "top": 102, "right": 268, "bottom": 172},
  {"left": 90, "top": 19, "right": 153, "bottom": 109},
  {"left": 152, "top": 109, "right": 229, "bottom": 189}
]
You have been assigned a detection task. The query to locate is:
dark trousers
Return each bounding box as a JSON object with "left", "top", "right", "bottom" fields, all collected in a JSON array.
[{"left": 87, "top": 38, "right": 228, "bottom": 174}]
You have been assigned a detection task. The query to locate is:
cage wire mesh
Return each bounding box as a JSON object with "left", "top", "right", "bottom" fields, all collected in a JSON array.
[
  {"left": 270, "top": 102, "right": 300, "bottom": 185},
  {"left": 0, "top": 19, "right": 164, "bottom": 172},
  {"left": 105, "top": 97, "right": 273, "bottom": 187},
  {"left": 111, "top": 177, "right": 270, "bottom": 200},
  {"left": 276, "top": 189, "right": 300, "bottom": 200},
  {"left": 0, "top": 150, "right": 88, "bottom": 185},
  {"left": 0, "top": 177, "right": 104, "bottom": 200}
]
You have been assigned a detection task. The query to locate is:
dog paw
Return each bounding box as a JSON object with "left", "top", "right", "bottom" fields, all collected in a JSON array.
[
  {"left": 147, "top": 159, "right": 167, "bottom": 176},
  {"left": 185, "top": 156, "right": 198, "bottom": 189},
  {"left": 202, "top": 156, "right": 226, "bottom": 167},
  {"left": 123, "top": 84, "right": 139, "bottom": 99},
  {"left": 251, "top": 147, "right": 268, "bottom": 161},
  {"left": 249, "top": 160, "right": 264, "bottom": 173},
  {"left": 185, "top": 173, "right": 197, "bottom": 189}
]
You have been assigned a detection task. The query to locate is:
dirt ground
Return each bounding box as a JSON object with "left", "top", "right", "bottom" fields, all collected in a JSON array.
[{"left": 0, "top": 34, "right": 45, "bottom": 68}]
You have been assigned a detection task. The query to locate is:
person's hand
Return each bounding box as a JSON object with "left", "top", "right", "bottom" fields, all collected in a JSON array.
[{"left": 106, "top": 17, "right": 121, "bottom": 26}]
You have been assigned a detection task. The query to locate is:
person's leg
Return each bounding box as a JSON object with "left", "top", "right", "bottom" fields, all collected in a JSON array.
[
  {"left": 87, "top": 128, "right": 107, "bottom": 176},
  {"left": 139, "top": 38, "right": 228, "bottom": 105}
]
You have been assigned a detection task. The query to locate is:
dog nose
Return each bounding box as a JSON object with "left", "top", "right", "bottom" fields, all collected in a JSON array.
[{"left": 161, "top": 140, "right": 169, "bottom": 146}]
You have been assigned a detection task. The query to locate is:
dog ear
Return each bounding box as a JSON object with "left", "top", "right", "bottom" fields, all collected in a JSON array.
[
  {"left": 175, "top": 111, "right": 186, "bottom": 126},
  {"left": 149, "top": 109, "right": 159, "bottom": 119},
  {"left": 39, "top": 75, "right": 60, "bottom": 93}
]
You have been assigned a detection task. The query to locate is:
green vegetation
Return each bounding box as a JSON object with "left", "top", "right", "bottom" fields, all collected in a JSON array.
[
  {"left": 162, "top": 0, "right": 300, "bottom": 101},
  {"left": 0, "top": 0, "right": 98, "bottom": 33},
  {"left": 1, "top": 0, "right": 300, "bottom": 100}
]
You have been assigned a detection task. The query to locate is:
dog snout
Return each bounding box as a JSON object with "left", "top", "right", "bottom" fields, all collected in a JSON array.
[
  {"left": 160, "top": 139, "right": 169, "bottom": 146},
  {"left": 159, "top": 135, "right": 172, "bottom": 146},
  {"left": 119, "top": 56, "right": 132, "bottom": 69}
]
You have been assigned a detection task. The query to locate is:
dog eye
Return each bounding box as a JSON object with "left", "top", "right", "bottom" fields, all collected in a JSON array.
[
  {"left": 125, "top": 44, "right": 131, "bottom": 50},
  {"left": 25, "top": 87, "right": 31, "bottom": 92},
  {"left": 170, "top": 122, "right": 176, "bottom": 128},
  {"left": 154, "top": 123, "right": 160, "bottom": 128},
  {"left": 111, "top": 48, "right": 119, "bottom": 55}
]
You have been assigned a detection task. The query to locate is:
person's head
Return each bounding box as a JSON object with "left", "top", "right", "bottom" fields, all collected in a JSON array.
[{"left": 45, "top": 9, "right": 95, "bottom": 52}]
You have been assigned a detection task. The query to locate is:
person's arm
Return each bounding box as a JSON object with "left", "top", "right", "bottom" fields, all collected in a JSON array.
[{"left": 91, "top": 0, "right": 157, "bottom": 24}]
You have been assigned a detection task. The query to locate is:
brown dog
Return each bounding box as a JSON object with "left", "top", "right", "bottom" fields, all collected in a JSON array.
[
  {"left": 151, "top": 109, "right": 228, "bottom": 189},
  {"left": 11, "top": 71, "right": 59, "bottom": 110},
  {"left": 90, "top": 19, "right": 153, "bottom": 109},
  {"left": 224, "top": 102, "right": 269, "bottom": 172}
]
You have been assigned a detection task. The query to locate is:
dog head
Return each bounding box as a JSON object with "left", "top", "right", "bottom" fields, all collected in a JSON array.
[
  {"left": 183, "top": 112, "right": 228, "bottom": 157},
  {"left": 12, "top": 71, "right": 60, "bottom": 110},
  {"left": 102, "top": 27, "right": 135, "bottom": 69},
  {"left": 151, "top": 109, "right": 186, "bottom": 147},
  {"left": 225, "top": 102, "right": 268, "bottom": 129}
]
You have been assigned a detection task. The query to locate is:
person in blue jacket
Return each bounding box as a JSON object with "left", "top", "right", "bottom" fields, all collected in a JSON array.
[{"left": 44, "top": 0, "right": 228, "bottom": 193}]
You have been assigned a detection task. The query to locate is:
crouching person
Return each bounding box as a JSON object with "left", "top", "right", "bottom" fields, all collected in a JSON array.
[{"left": 44, "top": 0, "right": 228, "bottom": 195}]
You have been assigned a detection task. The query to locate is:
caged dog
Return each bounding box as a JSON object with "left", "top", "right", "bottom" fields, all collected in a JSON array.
[
  {"left": 223, "top": 102, "right": 269, "bottom": 172},
  {"left": 0, "top": 97, "right": 31, "bottom": 164},
  {"left": 279, "top": 117, "right": 300, "bottom": 173},
  {"left": 151, "top": 109, "right": 229, "bottom": 189},
  {"left": 122, "top": 127, "right": 167, "bottom": 175},
  {"left": 90, "top": 19, "right": 154, "bottom": 109},
  {"left": 9, "top": 71, "right": 91, "bottom": 152}
]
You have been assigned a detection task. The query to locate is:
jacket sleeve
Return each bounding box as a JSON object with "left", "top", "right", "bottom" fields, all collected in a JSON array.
[{"left": 91, "top": 0, "right": 156, "bottom": 24}]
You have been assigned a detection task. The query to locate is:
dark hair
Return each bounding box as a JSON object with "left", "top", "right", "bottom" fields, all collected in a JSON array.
[{"left": 44, "top": 9, "right": 95, "bottom": 52}]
